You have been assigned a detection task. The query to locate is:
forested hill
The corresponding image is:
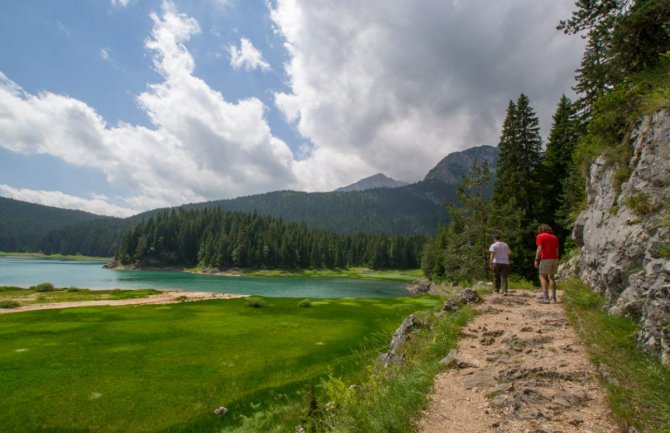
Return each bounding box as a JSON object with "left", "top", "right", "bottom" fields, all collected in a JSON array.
[
  {"left": 116, "top": 208, "right": 425, "bottom": 270},
  {"left": 0, "top": 197, "right": 119, "bottom": 254},
  {"left": 0, "top": 145, "right": 498, "bottom": 257},
  {"left": 141, "top": 145, "right": 499, "bottom": 236}
]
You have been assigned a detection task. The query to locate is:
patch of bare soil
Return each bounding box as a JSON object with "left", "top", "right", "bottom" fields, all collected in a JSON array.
[
  {"left": 0, "top": 291, "right": 247, "bottom": 314},
  {"left": 416, "top": 289, "right": 622, "bottom": 433}
]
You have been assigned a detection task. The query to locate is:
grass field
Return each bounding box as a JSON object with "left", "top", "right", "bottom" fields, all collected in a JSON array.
[{"left": 0, "top": 295, "right": 441, "bottom": 433}]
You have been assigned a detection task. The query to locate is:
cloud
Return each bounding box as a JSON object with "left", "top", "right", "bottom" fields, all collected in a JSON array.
[
  {"left": 0, "top": 185, "right": 136, "bottom": 217},
  {"left": 111, "top": 0, "right": 132, "bottom": 8},
  {"left": 0, "top": 0, "right": 585, "bottom": 216},
  {"left": 0, "top": 1, "right": 297, "bottom": 216},
  {"left": 229, "top": 38, "right": 271, "bottom": 71},
  {"left": 270, "top": 0, "right": 584, "bottom": 187}
]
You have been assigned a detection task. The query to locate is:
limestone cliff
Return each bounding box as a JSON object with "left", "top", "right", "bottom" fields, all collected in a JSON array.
[{"left": 569, "top": 109, "right": 670, "bottom": 364}]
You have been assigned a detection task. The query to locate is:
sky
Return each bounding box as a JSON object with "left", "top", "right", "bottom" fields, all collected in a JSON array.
[{"left": 0, "top": 0, "right": 585, "bottom": 217}]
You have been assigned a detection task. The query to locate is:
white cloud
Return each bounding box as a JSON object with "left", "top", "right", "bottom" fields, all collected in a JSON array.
[
  {"left": 0, "top": 0, "right": 585, "bottom": 216},
  {"left": 100, "top": 48, "right": 110, "bottom": 61},
  {"left": 270, "top": 0, "right": 584, "bottom": 188},
  {"left": 229, "top": 38, "right": 271, "bottom": 71},
  {"left": 111, "top": 0, "right": 132, "bottom": 8},
  {"left": 0, "top": 185, "right": 136, "bottom": 217},
  {"left": 0, "top": 1, "right": 297, "bottom": 216}
]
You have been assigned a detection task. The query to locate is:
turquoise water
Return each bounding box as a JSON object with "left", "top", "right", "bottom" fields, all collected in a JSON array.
[{"left": 0, "top": 257, "right": 410, "bottom": 298}]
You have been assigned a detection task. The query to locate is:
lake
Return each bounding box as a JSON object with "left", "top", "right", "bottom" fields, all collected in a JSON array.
[{"left": 0, "top": 257, "right": 410, "bottom": 298}]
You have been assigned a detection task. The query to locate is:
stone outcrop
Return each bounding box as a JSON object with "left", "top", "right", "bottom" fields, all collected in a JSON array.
[
  {"left": 379, "top": 314, "right": 421, "bottom": 366},
  {"left": 569, "top": 109, "right": 670, "bottom": 364}
]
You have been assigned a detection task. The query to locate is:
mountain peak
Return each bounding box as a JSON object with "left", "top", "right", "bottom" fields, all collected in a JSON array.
[
  {"left": 423, "top": 145, "right": 498, "bottom": 184},
  {"left": 335, "top": 173, "right": 409, "bottom": 192}
]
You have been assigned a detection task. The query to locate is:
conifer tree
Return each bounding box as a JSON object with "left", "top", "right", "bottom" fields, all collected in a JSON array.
[
  {"left": 493, "top": 94, "right": 543, "bottom": 224},
  {"left": 558, "top": 0, "right": 670, "bottom": 115},
  {"left": 541, "top": 95, "right": 581, "bottom": 243}
]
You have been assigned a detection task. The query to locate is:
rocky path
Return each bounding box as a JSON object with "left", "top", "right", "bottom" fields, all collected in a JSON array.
[{"left": 417, "top": 289, "right": 621, "bottom": 433}]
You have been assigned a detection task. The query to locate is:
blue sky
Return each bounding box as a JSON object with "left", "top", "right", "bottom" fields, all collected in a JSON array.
[{"left": 0, "top": 0, "right": 584, "bottom": 217}]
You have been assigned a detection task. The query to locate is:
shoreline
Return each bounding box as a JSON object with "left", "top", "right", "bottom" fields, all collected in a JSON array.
[
  {"left": 0, "top": 290, "right": 248, "bottom": 314},
  {"left": 107, "top": 263, "right": 421, "bottom": 282}
]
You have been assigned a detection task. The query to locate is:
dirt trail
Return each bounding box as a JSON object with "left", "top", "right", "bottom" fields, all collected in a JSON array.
[
  {"left": 417, "top": 289, "right": 621, "bottom": 433},
  {"left": 0, "top": 291, "right": 247, "bottom": 314}
]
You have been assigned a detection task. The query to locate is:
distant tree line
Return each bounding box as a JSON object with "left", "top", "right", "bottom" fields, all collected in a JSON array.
[{"left": 115, "top": 208, "right": 425, "bottom": 270}]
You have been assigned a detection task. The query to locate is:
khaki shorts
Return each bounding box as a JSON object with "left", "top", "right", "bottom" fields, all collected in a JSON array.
[{"left": 539, "top": 259, "right": 558, "bottom": 275}]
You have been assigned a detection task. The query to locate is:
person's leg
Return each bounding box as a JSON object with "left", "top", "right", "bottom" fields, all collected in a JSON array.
[
  {"left": 493, "top": 264, "right": 502, "bottom": 293},
  {"left": 501, "top": 264, "right": 509, "bottom": 293},
  {"left": 549, "top": 274, "right": 557, "bottom": 301},
  {"left": 539, "top": 273, "right": 549, "bottom": 301}
]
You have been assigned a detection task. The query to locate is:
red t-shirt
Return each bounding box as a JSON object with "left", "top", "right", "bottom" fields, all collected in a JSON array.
[{"left": 536, "top": 232, "right": 559, "bottom": 260}]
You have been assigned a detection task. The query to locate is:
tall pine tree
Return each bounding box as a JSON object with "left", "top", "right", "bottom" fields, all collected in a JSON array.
[
  {"left": 492, "top": 94, "right": 544, "bottom": 278},
  {"left": 493, "top": 94, "right": 543, "bottom": 224},
  {"left": 541, "top": 95, "right": 582, "bottom": 244}
]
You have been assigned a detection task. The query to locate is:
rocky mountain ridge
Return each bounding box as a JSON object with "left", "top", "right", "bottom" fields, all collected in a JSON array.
[
  {"left": 335, "top": 173, "right": 409, "bottom": 192},
  {"left": 566, "top": 109, "right": 670, "bottom": 364}
]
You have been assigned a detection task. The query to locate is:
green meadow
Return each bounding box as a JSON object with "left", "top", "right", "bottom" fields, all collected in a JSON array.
[{"left": 0, "top": 295, "right": 441, "bottom": 433}]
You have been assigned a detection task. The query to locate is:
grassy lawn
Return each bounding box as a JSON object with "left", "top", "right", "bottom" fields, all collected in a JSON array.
[
  {"left": 562, "top": 278, "right": 670, "bottom": 433},
  {"left": 0, "top": 286, "right": 161, "bottom": 307},
  {"left": 0, "top": 295, "right": 441, "bottom": 433}
]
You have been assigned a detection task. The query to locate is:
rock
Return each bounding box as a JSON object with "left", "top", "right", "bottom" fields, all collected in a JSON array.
[
  {"left": 461, "top": 370, "right": 496, "bottom": 389},
  {"left": 407, "top": 278, "right": 432, "bottom": 294},
  {"left": 440, "top": 349, "right": 459, "bottom": 368},
  {"left": 213, "top": 406, "right": 228, "bottom": 416},
  {"left": 443, "top": 288, "right": 483, "bottom": 312},
  {"left": 379, "top": 314, "right": 420, "bottom": 366},
  {"left": 572, "top": 109, "right": 670, "bottom": 364}
]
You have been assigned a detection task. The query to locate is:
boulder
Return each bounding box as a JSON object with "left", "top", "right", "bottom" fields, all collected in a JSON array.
[{"left": 443, "top": 288, "right": 482, "bottom": 312}]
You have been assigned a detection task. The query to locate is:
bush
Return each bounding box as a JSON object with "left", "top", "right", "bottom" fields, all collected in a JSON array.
[
  {"left": 298, "top": 299, "right": 312, "bottom": 308},
  {"left": 658, "top": 243, "right": 670, "bottom": 259},
  {"left": 624, "top": 192, "right": 656, "bottom": 217},
  {"left": 246, "top": 297, "right": 266, "bottom": 308},
  {"left": 31, "top": 283, "right": 55, "bottom": 292},
  {"left": 0, "top": 300, "right": 20, "bottom": 309}
]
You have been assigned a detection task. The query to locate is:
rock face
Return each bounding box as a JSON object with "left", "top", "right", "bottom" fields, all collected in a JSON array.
[
  {"left": 570, "top": 109, "right": 670, "bottom": 364},
  {"left": 423, "top": 145, "right": 498, "bottom": 184},
  {"left": 335, "top": 173, "right": 409, "bottom": 192}
]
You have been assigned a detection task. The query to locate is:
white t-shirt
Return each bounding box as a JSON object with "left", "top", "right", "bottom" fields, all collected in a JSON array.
[{"left": 489, "top": 241, "right": 510, "bottom": 264}]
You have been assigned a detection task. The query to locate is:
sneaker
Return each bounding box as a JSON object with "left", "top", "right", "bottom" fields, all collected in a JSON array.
[{"left": 538, "top": 298, "right": 550, "bottom": 304}]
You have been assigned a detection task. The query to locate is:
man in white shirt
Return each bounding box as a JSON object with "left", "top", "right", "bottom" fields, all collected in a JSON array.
[{"left": 489, "top": 233, "right": 511, "bottom": 294}]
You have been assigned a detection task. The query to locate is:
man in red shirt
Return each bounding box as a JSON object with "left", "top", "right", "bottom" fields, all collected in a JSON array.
[{"left": 534, "top": 223, "right": 559, "bottom": 303}]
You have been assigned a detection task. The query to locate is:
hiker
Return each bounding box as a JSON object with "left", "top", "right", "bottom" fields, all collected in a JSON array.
[
  {"left": 534, "top": 223, "right": 559, "bottom": 303},
  {"left": 489, "top": 233, "right": 511, "bottom": 294}
]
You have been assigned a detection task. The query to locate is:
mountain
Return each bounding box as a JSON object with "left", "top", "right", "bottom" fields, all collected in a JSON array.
[
  {"left": 0, "top": 145, "right": 499, "bottom": 255},
  {"left": 335, "top": 173, "right": 409, "bottom": 192},
  {"left": 0, "top": 197, "right": 109, "bottom": 253},
  {"left": 424, "top": 145, "right": 498, "bottom": 184}
]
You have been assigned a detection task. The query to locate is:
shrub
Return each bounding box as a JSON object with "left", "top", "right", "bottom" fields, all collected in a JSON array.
[
  {"left": 658, "top": 243, "right": 670, "bottom": 259},
  {"left": 246, "top": 297, "right": 265, "bottom": 308},
  {"left": 624, "top": 192, "right": 656, "bottom": 217},
  {"left": 31, "top": 283, "right": 55, "bottom": 292},
  {"left": 0, "top": 300, "right": 20, "bottom": 309},
  {"left": 298, "top": 299, "right": 312, "bottom": 308}
]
